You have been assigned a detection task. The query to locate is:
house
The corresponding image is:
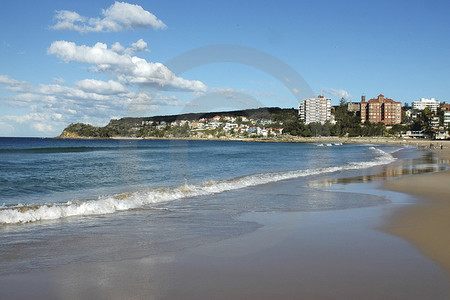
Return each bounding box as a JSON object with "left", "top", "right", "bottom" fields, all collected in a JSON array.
[
  {"left": 192, "top": 121, "right": 205, "bottom": 129},
  {"left": 435, "top": 131, "right": 449, "bottom": 140},
  {"left": 405, "top": 131, "right": 427, "bottom": 139},
  {"left": 267, "top": 127, "right": 284, "bottom": 136}
]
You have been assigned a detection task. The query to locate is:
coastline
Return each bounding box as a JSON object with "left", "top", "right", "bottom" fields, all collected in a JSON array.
[
  {"left": 383, "top": 142, "right": 450, "bottom": 276},
  {"left": 55, "top": 134, "right": 430, "bottom": 146}
]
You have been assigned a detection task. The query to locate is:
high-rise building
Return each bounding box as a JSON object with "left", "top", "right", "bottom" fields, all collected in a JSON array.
[
  {"left": 360, "top": 94, "right": 402, "bottom": 125},
  {"left": 413, "top": 98, "right": 440, "bottom": 113},
  {"left": 298, "top": 95, "right": 331, "bottom": 124}
]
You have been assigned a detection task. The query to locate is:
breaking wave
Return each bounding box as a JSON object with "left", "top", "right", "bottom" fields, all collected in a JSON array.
[{"left": 0, "top": 147, "right": 396, "bottom": 225}]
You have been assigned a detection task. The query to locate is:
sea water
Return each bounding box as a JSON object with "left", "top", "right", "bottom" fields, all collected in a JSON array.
[{"left": 0, "top": 137, "right": 430, "bottom": 274}]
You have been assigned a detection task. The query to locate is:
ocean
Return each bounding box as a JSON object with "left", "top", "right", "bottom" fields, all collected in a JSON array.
[{"left": 0, "top": 137, "right": 436, "bottom": 275}]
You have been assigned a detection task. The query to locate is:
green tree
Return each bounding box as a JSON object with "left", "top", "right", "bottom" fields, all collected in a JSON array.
[
  {"left": 333, "top": 99, "right": 361, "bottom": 137},
  {"left": 283, "top": 120, "right": 310, "bottom": 136},
  {"left": 388, "top": 124, "right": 404, "bottom": 136}
]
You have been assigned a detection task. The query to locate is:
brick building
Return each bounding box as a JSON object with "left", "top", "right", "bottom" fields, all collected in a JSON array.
[{"left": 361, "top": 94, "right": 402, "bottom": 125}]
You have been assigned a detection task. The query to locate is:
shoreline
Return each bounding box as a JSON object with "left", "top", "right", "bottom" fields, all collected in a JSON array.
[
  {"left": 54, "top": 134, "right": 446, "bottom": 146},
  {"left": 383, "top": 144, "right": 450, "bottom": 276}
]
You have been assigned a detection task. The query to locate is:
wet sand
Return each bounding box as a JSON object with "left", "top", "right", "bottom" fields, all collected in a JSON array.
[
  {"left": 384, "top": 140, "right": 450, "bottom": 277},
  {"left": 1, "top": 207, "right": 449, "bottom": 300}
]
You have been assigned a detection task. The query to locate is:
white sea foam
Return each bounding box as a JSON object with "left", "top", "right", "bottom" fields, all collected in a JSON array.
[
  {"left": 316, "top": 142, "right": 343, "bottom": 147},
  {"left": 0, "top": 147, "right": 396, "bottom": 225}
]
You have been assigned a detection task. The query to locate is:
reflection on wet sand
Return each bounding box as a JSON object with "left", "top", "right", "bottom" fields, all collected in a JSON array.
[{"left": 309, "top": 151, "right": 448, "bottom": 187}]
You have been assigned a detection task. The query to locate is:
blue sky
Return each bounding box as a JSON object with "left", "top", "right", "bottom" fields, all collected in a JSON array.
[{"left": 0, "top": 0, "right": 449, "bottom": 136}]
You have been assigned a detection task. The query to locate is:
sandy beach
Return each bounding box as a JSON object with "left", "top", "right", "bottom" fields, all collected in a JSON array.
[{"left": 384, "top": 140, "right": 450, "bottom": 277}]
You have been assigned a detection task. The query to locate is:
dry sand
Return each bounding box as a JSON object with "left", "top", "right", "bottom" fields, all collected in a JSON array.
[{"left": 384, "top": 140, "right": 450, "bottom": 276}]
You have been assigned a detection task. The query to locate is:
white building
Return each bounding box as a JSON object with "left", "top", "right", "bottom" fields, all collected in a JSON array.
[
  {"left": 413, "top": 98, "right": 440, "bottom": 113},
  {"left": 430, "top": 116, "right": 440, "bottom": 129},
  {"left": 298, "top": 95, "right": 331, "bottom": 124},
  {"left": 444, "top": 111, "right": 450, "bottom": 128}
]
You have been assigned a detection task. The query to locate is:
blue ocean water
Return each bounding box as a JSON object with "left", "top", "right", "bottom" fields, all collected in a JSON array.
[
  {"left": 0, "top": 137, "right": 397, "bottom": 222},
  {"left": 0, "top": 137, "right": 413, "bottom": 274}
]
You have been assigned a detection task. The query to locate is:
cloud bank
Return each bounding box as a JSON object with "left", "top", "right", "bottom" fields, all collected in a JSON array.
[
  {"left": 52, "top": 1, "right": 167, "bottom": 33},
  {"left": 48, "top": 40, "right": 207, "bottom": 92},
  {"left": 0, "top": 75, "right": 188, "bottom": 136}
]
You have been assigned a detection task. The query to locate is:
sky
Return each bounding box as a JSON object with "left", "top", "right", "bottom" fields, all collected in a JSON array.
[{"left": 0, "top": 0, "right": 449, "bottom": 137}]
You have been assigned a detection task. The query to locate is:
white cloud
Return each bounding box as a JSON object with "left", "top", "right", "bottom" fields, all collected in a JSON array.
[
  {"left": 0, "top": 74, "right": 190, "bottom": 136},
  {"left": 127, "top": 95, "right": 159, "bottom": 113},
  {"left": 51, "top": 1, "right": 166, "bottom": 33},
  {"left": 38, "top": 84, "right": 111, "bottom": 101},
  {"left": 0, "top": 75, "right": 22, "bottom": 85},
  {"left": 8, "top": 93, "right": 50, "bottom": 106},
  {"left": 48, "top": 40, "right": 207, "bottom": 92},
  {"left": 122, "top": 56, "right": 207, "bottom": 91},
  {"left": 48, "top": 41, "right": 133, "bottom": 67},
  {"left": 130, "top": 39, "right": 148, "bottom": 53},
  {"left": 111, "top": 39, "right": 148, "bottom": 55},
  {"left": 0, "top": 75, "right": 31, "bottom": 92},
  {"left": 127, "top": 92, "right": 183, "bottom": 107},
  {"left": 111, "top": 42, "right": 125, "bottom": 54},
  {"left": 4, "top": 112, "right": 54, "bottom": 124},
  {"left": 323, "top": 88, "right": 352, "bottom": 100},
  {"left": 4, "top": 112, "right": 58, "bottom": 134},
  {"left": 52, "top": 10, "right": 86, "bottom": 31},
  {"left": 76, "top": 79, "right": 126, "bottom": 94},
  {"left": 32, "top": 123, "right": 55, "bottom": 133}
]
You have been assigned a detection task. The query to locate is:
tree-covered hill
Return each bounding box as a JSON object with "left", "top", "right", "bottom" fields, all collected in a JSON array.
[{"left": 60, "top": 107, "right": 298, "bottom": 138}]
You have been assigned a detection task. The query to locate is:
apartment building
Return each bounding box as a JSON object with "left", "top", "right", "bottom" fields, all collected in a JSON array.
[
  {"left": 442, "top": 104, "right": 450, "bottom": 128},
  {"left": 360, "top": 94, "right": 402, "bottom": 125},
  {"left": 413, "top": 98, "right": 440, "bottom": 113},
  {"left": 298, "top": 95, "right": 331, "bottom": 124}
]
